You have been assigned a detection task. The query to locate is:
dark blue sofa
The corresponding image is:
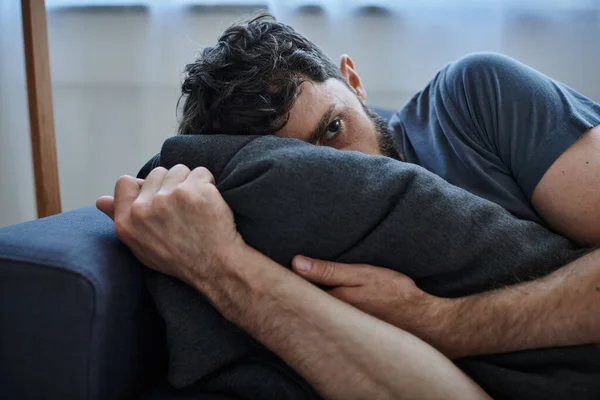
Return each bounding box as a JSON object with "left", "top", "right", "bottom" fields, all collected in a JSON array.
[{"left": 0, "top": 206, "right": 237, "bottom": 399}]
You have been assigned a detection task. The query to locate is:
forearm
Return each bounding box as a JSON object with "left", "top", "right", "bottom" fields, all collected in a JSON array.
[
  {"left": 435, "top": 248, "right": 600, "bottom": 359},
  {"left": 195, "top": 243, "right": 489, "bottom": 400}
]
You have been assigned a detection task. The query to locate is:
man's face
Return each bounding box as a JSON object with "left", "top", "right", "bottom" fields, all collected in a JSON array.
[{"left": 275, "top": 78, "right": 399, "bottom": 159}]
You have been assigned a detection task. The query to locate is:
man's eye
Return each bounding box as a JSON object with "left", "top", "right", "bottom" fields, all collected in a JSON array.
[{"left": 323, "top": 119, "right": 341, "bottom": 141}]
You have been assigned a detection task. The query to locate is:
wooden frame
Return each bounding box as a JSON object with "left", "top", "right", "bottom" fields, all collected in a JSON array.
[{"left": 21, "top": 0, "right": 62, "bottom": 218}]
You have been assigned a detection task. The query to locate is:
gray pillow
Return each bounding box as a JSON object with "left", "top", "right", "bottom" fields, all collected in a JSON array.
[{"left": 139, "top": 134, "right": 599, "bottom": 400}]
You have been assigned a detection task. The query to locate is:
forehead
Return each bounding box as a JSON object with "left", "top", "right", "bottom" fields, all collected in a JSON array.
[{"left": 276, "top": 78, "right": 350, "bottom": 141}]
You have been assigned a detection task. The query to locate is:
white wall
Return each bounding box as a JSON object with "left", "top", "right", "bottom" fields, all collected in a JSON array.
[{"left": 1, "top": 4, "right": 599, "bottom": 227}]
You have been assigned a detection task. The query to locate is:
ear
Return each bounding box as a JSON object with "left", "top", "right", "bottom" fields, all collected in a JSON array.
[{"left": 339, "top": 54, "right": 367, "bottom": 103}]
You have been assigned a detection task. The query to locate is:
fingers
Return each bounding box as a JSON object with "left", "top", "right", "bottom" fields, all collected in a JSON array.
[
  {"left": 108, "top": 165, "right": 213, "bottom": 230},
  {"left": 96, "top": 196, "right": 115, "bottom": 220},
  {"left": 97, "top": 178, "right": 144, "bottom": 220},
  {"left": 179, "top": 167, "right": 216, "bottom": 198},
  {"left": 158, "top": 164, "right": 191, "bottom": 194},
  {"left": 187, "top": 166, "right": 215, "bottom": 185},
  {"left": 137, "top": 167, "right": 168, "bottom": 203},
  {"left": 113, "top": 175, "right": 144, "bottom": 221},
  {"left": 292, "top": 256, "right": 367, "bottom": 286}
]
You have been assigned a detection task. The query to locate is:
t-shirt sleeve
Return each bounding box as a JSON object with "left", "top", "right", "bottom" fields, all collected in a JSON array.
[{"left": 441, "top": 53, "right": 600, "bottom": 200}]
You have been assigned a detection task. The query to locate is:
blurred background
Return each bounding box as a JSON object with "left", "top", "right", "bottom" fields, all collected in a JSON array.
[{"left": 1, "top": 0, "right": 599, "bottom": 227}]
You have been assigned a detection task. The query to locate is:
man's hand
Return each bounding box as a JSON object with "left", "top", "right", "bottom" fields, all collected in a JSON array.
[
  {"left": 293, "top": 252, "right": 600, "bottom": 359},
  {"left": 96, "top": 166, "right": 489, "bottom": 399},
  {"left": 291, "top": 256, "right": 457, "bottom": 356},
  {"left": 96, "top": 164, "right": 244, "bottom": 289}
]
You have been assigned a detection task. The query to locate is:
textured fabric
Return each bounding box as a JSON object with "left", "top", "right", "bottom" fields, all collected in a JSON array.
[
  {"left": 141, "top": 380, "right": 243, "bottom": 400},
  {"left": 0, "top": 207, "right": 167, "bottom": 400},
  {"left": 391, "top": 52, "right": 600, "bottom": 225},
  {"left": 140, "top": 134, "right": 600, "bottom": 400}
]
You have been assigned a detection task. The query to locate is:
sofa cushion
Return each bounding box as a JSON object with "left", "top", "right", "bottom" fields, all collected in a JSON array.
[{"left": 0, "top": 207, "right": 166, "bottom": 400}]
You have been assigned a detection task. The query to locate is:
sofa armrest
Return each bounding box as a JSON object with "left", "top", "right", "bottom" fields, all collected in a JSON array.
[{"left": 0, "top": 207, "right": 166, "bottom": 400}]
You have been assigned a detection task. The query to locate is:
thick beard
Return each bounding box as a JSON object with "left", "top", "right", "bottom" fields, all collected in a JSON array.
[{"left": 363, "top": 104, "right": 401, "bottom": 160}]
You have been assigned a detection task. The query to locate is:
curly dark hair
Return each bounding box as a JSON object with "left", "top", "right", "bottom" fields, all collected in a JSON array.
[{"left": 178, "top": 13, "right": 345, "bottom": 136}]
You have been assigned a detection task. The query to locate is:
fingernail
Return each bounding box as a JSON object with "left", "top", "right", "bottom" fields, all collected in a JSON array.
[{"left": 295, "top": 256, "right": 312, "bottom": 273}]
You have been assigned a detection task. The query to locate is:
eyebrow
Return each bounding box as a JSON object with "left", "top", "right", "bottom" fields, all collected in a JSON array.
[{"left": 308, "top": 104, "right": 336, "bottom": 144}]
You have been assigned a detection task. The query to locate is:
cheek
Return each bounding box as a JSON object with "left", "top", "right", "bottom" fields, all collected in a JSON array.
[{"left": 337, "top": 118, "right": 380, "bottom": 155}]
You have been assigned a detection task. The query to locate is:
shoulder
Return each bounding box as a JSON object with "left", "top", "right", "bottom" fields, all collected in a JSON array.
[{"left": 442, "top": 52, "right": 534, "bottom": 102}]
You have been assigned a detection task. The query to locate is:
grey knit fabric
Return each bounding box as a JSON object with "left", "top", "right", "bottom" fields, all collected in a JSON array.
[{"left": 138, "top": 134, "right": 599, "bottom": 400}]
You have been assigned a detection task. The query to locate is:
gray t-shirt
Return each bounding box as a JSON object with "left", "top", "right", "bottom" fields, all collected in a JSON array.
[{"left": 390, "top": 53, "right": 600, "bottom": 225}]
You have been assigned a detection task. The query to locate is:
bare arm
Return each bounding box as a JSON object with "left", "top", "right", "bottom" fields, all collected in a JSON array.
[
  {"left": 201, "top": 242, "right": 489, "bottom": 400},
  {"left": 97, "top": 166, "right": 489, "bottom": 400},
  {"left": 294, "top": 248, "right": 600, "bottom": 359},
  {"left": 434, "top": 247, "right": 600, "bottom": 358},
  {"left": 439, "top": 124, "right": 600, "bottom": 356},
  {"left": 532, "top": 125, "right": 600, "bottom": 246}
]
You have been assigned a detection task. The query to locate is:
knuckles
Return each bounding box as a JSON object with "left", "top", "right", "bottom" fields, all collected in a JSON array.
[
  {"left": 116, "top": 175, "right": 131, "bottom": 184},
  {"left": 194, "top": 166, "right": 210, "bottom": 175},
  {"left": 150, "top": 166, "right": 168, "bottom": 176},
  {"left": 115, "top": 175, "right": 136, "bottom": 190},
  {"left": 144, "top": 181, "right": 221, "bottom": 214},
  {"left": 194, "top": 166, "right": 214, "bottom": 181},
  {"left": 320, "top": 262, "right": 337, "bottom": 282},
  {"left": 171, "top": 185, "right": 193, "bottom": 202},
  {"left": 130, "top": 200, "right": 151, "bottom": 222},
  {"left": 171, "top": 164, "right": 191, "bottom": 173},
  {"left": 114, "top": 169, "right": 223, "bottom": 242}
]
